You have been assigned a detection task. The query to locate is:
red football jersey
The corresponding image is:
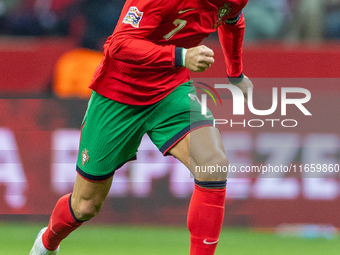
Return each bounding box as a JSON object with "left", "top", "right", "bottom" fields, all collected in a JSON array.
[{"left": 89, "top": 0, "right": 248, "bottom": 105}]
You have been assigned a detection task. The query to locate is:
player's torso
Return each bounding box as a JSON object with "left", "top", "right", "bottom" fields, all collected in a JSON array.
[
  {"left": 147, "top": 0, "right": 247, "bottom": 48},
  {"left": 92, "top": 0, "right": 247, "bottom": 105}
]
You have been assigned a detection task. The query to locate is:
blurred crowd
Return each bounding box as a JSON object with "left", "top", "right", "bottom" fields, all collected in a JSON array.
[
  {"left": 244, "top": 0, "right": 340, "bottom": 41},
  {"left": 0, "top": 0, "right": 125, "bottom": 50},
  {"left": 0, "top": 0, "right": 339, "bottom": 50}
]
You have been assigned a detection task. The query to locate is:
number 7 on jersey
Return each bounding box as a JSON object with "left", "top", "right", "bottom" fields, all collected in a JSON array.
[{"left": 163, "top": 19, "right": 187, "bottom": 41}]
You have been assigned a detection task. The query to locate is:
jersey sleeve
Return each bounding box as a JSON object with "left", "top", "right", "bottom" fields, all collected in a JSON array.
[
  {"left": 218, "top": 11, "right": 245, "bottom": 78},
  {"left": 105, "top": 0, "right": 179, "bottom": 68}
]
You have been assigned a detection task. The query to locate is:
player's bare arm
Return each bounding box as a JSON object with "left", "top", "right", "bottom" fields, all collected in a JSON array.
[{"left": 232, "top": 75, "right": 254, "bottom": 103}]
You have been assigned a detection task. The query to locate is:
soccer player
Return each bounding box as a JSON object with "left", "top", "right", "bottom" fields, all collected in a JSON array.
[{"left": 30, "top": 0, "right": 253, "bottom": 254}]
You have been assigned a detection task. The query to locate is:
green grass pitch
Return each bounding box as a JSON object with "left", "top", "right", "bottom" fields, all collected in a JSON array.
[{"left": 1, "top": 223, "right": 339, "bottom": 255}]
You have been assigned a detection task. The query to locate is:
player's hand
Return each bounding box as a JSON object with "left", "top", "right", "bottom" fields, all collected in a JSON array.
[
  {"left": 232, "top": 75, "right": 254, "bottom": 103},
  {"left": 185, "top": 45, "right": 215, "bottom": 72}
]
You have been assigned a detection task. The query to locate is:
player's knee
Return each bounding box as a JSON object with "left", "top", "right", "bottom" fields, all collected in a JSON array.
[
  {"left": 72, "top": 199, "right": 103, "bottom": 221},
  {"left": 194, "top": 151, "right": 229, "bottom": 181}
]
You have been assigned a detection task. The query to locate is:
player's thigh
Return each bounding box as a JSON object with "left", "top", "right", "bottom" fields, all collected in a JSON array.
[
  {"left": 146, "top": 81, "right": 228, "bottom": 180},
  {"left": 77, "top": 91, "right": 149, "bottom": 181},
  {"left": 147, "top": 81, "right": 215, "bottom": 155},
  {"left": 168, "top": 126, "right": 228, "bottom": 181}
]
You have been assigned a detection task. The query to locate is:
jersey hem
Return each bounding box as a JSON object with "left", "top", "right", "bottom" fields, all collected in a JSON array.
[{"left": 91, "top": 78, "right": 191, "bottom": 105}]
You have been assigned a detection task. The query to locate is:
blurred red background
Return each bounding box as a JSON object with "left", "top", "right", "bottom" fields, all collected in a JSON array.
[{"left": 0, "top": 39, "right": 339, "bottom": 228}]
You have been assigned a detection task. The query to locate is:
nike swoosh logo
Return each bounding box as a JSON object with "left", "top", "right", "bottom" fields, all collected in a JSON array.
[
  {"left": 50, "top": 219, "right": 57, "bottom": 235},
  {"left": 178, "top": 8, "right": 196, "bottom": 14},
  {"left": 203, "top": 239, "right": 219, "bottom": 245}
]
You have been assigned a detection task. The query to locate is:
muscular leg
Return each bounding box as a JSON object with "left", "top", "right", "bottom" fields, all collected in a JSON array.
[
  {"left": 169, "top": 126, "right": 228, "bottom": 181},
  {"left": 71, "top": 174, "right": 113, "bottom": 221},
  {"left": 169, "top": 126, "right": 228, "bottom": 255},
  {"left": 41, "top": 174, "right": 113, "bottom": 251}
]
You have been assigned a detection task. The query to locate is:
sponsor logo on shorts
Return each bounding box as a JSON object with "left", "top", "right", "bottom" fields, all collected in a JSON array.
[
  {"left": 123, "top": 6, "right": 144, "bottom": 28},
  {"left": 82, "top": 149, "right": 89, "bottom": 166}
]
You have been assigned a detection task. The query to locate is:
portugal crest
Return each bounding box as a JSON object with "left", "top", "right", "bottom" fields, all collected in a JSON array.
[
  {"left": 214, "top": 3, "right": 232, "bottom": 28},
  {"left": 81, "top": 149, "right": 89, "bottom": 167}
]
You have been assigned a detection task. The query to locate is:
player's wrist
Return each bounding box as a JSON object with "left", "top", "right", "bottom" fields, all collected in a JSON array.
[
  {"left": 182, "top": 48, "right": 188, "bottom": 67},
  {"left": 228, "top": 73, "right": 244, "bottom": 85},
  {"left": 175, "top": 47, "right": 187, "bottom": 67}
]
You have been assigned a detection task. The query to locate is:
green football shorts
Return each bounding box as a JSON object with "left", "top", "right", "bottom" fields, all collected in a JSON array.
[{"left": 76, "top": 81, "right": 215, "bottom": 181}]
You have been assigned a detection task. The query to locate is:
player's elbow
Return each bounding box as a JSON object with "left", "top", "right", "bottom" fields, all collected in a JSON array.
[
  {"left": 107, "top": 36, "right": 131, "bottom": 60},
  {"left": 107, "top": 42, "right": 120, "bottom": 60}
]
